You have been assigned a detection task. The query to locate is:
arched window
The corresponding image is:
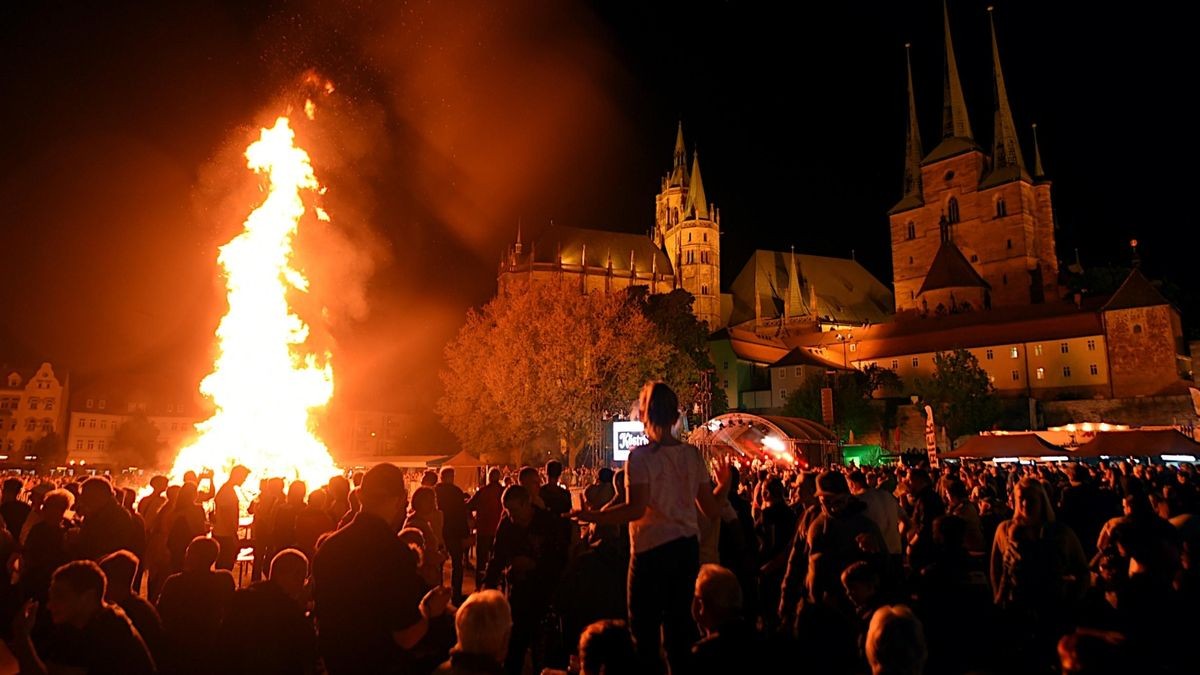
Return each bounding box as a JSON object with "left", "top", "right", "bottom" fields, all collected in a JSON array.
[
  {"left": 995, "top": 197, "right": 1007, "bottom": 217},
  {"left": 906, "top": 222, "right": 915, "bottom": 240},
  {"left": 24, "top": 418, "right": 36, "bottom": 432},
  {"left": 40, "top": 419, "right": 52, "bottom": 433},
  {"left": 947, "top": 197, "right": 960, "bottom": 224}
]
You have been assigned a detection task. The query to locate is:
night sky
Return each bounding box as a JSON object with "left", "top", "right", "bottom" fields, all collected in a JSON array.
[{"left": 1, "top": 1, "right": 1194, "bottom": 450}]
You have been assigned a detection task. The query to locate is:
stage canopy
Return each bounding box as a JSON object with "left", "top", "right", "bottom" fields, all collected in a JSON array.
[
  {"left": 691, "top": 412, "right": 837, "bottom": 468},
  {"left": 943, "top": 433, "right": 1069, "bottom": 459},
  {"left": 1073, "top": 429, "right": 1200, "bottom": 459}
]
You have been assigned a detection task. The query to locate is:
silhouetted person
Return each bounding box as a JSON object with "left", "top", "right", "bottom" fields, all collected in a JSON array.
[
  {"left": 866, "top": 605, "right": 927, "bottom": 675},
  {"left": 435, "top": 467, "right": 470, "bottom": 602},
  {"left": 21, "top": 488, "right": 74, "bottom": 602},
  {"left": 325, "top": 475, "right": 352, "bottom": 525},
  {"left": 433, "top": 590, "right": 511, "bottom": 675},
  {"left": 483, "top": 484, "right": 567, "bottom": 675},
  {"left": 9, "top": 560, "right": 156, "bottom": 675},
  {"left": 313, "top": 462, "right": 451, "bottom": 675},
  {"left": 468, "top": 468, "right": 504, "bottom": 587},
  {"left": 1, "top": 477, "right": 31, "bottom": 538},
  {"left": 100, "top": 550, "right": 165, "bottom": 666},
  {"left": 294, "top": 487, "right": 335, "bottom": 560},
  {"left": 155, "top": 536, "right": 236, "bottom": 675},
  {"left": 72, "top": 477, "right": 139, "bottom": 562},
  {"left": 584, "top": 468, "right": 615, "bottom": 511},
  {"left": 220, "top": 548, "right": 317, "bottom": 675},
  {"left": 541, "top": 460, "right": 572, "bottom": 516},
  {"left": 690, "top": 564, "right": 765, "bottom": 674},
  {"left": 212, "top": 465, "right": 250, "bottom": 571}
]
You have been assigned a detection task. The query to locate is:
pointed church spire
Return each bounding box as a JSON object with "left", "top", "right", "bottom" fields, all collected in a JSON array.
[
  {"left": 1031, "top": 123, "right": 1045, "bottom": 179},
  {"left": 940, "top": 0, "right": 973, "bottom": 141},
  {"left": 902, "top": 43, "right": 924, "bottom": 203},
  {"left": 514, "top": 219, "right": 523, "bottom": 255},
  {"left": 674, "top": 121, "right": 686, "bottom": 167},
  {"left": 684, "top": 150, "right": 709, "bottom": 220},
  {"left": 668, "top": 122, "right": 689, "bottom": 188},
  {"left": 985, "top": 6, "right": 1027, "bottom": 182}
]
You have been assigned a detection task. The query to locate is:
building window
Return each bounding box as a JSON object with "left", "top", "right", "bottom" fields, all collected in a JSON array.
[
  {"left": 912, "top": 356, "right": 919, "bottom": 367},
  {"left": 1133, "top": 324, "right": 1143, "bottom": 334},
  {"left": 891, "top": 359, "right": 899, "bottom": 369},
  {"left": 86, "top": 398, "right": 93, "bottom": 409},
  {"left": 75, "top": 440, "right": 83, "bottom": 450},
  {"left": 947, "top": 197, "right": 960, "bottom": 224},
  {"left": 89, "top": 419, "right": 95, "bottom": 429},
  {"left": 688, "top": 233, "right": 692, "bottom": 242},
  {"left": 28, "top": 398, "right": 39, "bottom": 410},
  {"left": 1087, "top": 339, "right": 1096, "bottom": 351},
  {"left": 1011, "top": 370, "right": 1020, "bottom": 381},
  {"left": 848, "top": 343, "right": 857, "bottom": 353},
  {"left": 1063, "top": 366, "right": 1072, "bottom": 377},
  {"left": 996, "top": 197, "right": 1007, "bottom": 217},
  {"left": 25, "top": 419, "right": 36, "bottom": 431},
  {"left": 723, "top": 361, "right": 728, "bottom": 370},
  {"left": 98, "top": 400, "right": 106, "bottom": 410},
  {"left": 986, "top": 349, "right": 994, "bottom": 360},
  {"left": 1034, "top": 344, "right": 1043, "bottom": 356},
  {"left": 44, "top": 400, "right": 54, "bottom": 411},
  {"left": 794, "top": 367, "right": 802, "bottom": 377},
  {"left": 906, "top": 222, "right": 915, "bottom": 240},
  {"left": 970, "top": 254, "right": 979, "bottom": 262},
  {"left": 1036, "top": 367, "right": 1045, "bottom": 380},
  {"left": 703, "top": 233, "right": 708, "bottom": 242},
  {"left": 908, "top": 256, "right": 913, "bottom": 264},
  {"left": 100, "top": 420, "right": 107, "bottom": 430},
  {"left": 1007, "top": 239, "right": 1013, "bottom": 250},
  {"left": 77, "top": 418, "right": 85, "bottom": 428},
  {"left": 779, "top": 389, "right": 787, "bottom": 400},
  {"left": 1010, "top": 347, "right": 1019, "bottom": 358},
  {"left": 97, "top": 440, "right": 105, "bottom": 450},
  {"left": 87, "top": 440, "right": 94, "bottom": 450},
  {"left": 1060, "top": 342, "right": 1069, "bottom": 354},
  {"left": 1090, "top": 364, "right": 1099, "bottom": 376}
]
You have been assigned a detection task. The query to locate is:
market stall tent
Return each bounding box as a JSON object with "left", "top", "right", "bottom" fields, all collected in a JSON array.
[
  {"left": 942, "top": 433, "right": 1070, "bottom": 460},
  {"left": 1073, "top": 429, "right": 1200, "bottom": 459}
]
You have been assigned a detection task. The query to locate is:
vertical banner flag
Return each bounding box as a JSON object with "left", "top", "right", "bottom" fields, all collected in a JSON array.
[{"left": 924, "top": 404, "right": 939, "bottom": 468}]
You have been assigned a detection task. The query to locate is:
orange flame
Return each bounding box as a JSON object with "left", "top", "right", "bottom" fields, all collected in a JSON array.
[{"left": 171, "top": 116, "right": 339, "bottom": 490}]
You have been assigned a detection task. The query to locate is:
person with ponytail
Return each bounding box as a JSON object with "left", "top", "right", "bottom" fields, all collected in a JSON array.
[{"left": 573, "top": 381, "right": 730, "bottom": 675}]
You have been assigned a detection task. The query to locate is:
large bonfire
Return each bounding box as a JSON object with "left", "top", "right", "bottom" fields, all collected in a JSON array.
[{"left": 170, "top": 115, "right": 340, "bottom": 489}]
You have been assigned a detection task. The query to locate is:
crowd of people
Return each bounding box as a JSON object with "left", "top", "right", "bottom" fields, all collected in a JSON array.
[{"left": 0, "top": 380, "right": 1196, "bottom": 673}]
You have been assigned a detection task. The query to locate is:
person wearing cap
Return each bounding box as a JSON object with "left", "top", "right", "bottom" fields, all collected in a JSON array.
[
  {"left": 781, "top": 469, "right": 885, "bottom": 622},
  {"left": 313, "top": 462, "right": 453, "bottom": 675}
]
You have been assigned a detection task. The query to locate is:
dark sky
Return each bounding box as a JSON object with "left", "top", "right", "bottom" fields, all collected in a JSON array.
[{"left": 1, "top": 1, "right": 1194, "bottom": 451}]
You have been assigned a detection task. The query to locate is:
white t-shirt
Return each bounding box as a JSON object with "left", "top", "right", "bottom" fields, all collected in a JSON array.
[{"left": 626, "top": 441, "right": 708, "bottom": 554}]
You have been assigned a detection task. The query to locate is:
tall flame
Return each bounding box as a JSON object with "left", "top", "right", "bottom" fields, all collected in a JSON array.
[{"left": 171, "top": 117, "right": 339, "bottom": 489}]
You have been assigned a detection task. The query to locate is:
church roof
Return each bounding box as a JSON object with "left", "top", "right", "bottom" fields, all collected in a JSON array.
[
  {"left": 1102, "top": 268, "right": 1171, "bottom": 311},
  {"left": 918, "top": 240, "right": 990, "bottom": 295},
  {"left": 922, "top": 136, "right": 980, "bottom": 165},
  {"left": 769, "top": 347, "right": 848, "bottom": 370},
  {"left": 528, "top": 224, "right": 674, "bottom": 276},
  {"left": 727, "top": 251, "right": 894, "bottom": 327}
]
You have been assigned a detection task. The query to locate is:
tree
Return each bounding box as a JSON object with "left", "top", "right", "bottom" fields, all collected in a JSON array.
[
  {"left": 32, "top": 432, "right": 67, "bottom": 471},
  {"left": 915, "top": 349, "right": 999, "bottom": 446},
  {"left": 782, "top": 365, "right": 902, "bottom": 443},
  {"left": 110, "top": 412, "right": 166, "bottom": 469},
  {"left": 438, "top": 280, "right": 673, "bottom": 466},
  {"left": 626, "top": 288, "right": 729, "bottom": 425}
]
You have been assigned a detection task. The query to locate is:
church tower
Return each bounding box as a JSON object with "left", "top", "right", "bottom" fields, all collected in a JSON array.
[
  {"left": 656, "top": 124, "right": 721, "bottom": 328},
  {"left": 889, "top": 3, "right": 1059, "bottom": 313}
]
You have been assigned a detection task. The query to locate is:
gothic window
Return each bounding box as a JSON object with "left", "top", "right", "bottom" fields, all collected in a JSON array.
[
  {"left": 906, "top": 222, "right": 915, "bottom": 240},
  {"left": 947, "top": 197, "right": 960, "bottom": 224},
  {"left": 996, "top": 197, "right": 1007, "bottom": 217}
]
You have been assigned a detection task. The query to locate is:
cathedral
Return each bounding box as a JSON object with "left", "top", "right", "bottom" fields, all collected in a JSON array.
[
  {"left": 498, "top": 123, "right": 723, "bottom": 329},
  {"left": 889, "top": 5, "right": 1058, "bottom": 314}
]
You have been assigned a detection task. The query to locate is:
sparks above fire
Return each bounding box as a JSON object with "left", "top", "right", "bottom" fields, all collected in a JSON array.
[{"left": 170, "top": 116, "right": 339, "bottom": 489}]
